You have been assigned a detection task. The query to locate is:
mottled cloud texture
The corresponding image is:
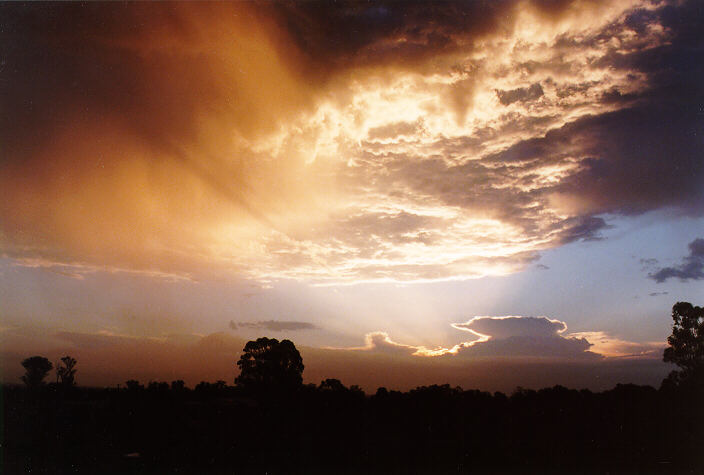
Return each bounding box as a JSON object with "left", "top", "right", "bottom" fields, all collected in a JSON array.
[
  {"left": 2, "top": 1, "right": 702, "bottom": 283},
  {"left": 649, "top": 238, "right": 704, "bottom": 283}
]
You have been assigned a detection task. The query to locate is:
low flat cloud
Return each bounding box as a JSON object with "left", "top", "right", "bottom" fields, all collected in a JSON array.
[
  {"left": 649, "top": 238, "right": 704, "bottom": 283},
  {"left": 1, "top": 325, "right": 668, "bottom": 392},
  {"left": 229, "top": 320, "right": 318, "bottom": 331},
  {"left": 338, "top": 331, "right": 419, "bottom": 356},
  {"left": 568, "top": 331, "right": 664, "bottom": 358},
  {"left": 452, "top": 316, "right": 567, "bottom": 339}
]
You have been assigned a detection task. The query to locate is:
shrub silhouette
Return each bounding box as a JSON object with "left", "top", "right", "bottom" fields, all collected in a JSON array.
[{"left": 125, "top": 379, "right": 144, "bottom": 391}]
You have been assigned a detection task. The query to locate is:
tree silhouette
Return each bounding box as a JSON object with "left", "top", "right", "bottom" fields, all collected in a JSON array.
[
  {"left": 235, "top": 337, "right": 304, "bottom": 391},
  {"left": 21, "top": 356, "right": 53, "bottom": 388},
  {"left": 56, "top": 355, "right": 77, "bottom": 386},
  {"left": 664, "top": 302, "right": 704, "bottom": 370},
  {"left": 125, "top": 379, "right": 144, "bottom": 391},
  {"left": 319, "top": 378, "right": 347, "bottom": 392},
  {"left": 663, "top": 301, "right": 704, "bottom": 388}
]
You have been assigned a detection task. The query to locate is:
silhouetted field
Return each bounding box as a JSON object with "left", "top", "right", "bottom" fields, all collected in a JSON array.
[{"left": 3, "top": 379, "right": 702, "bottom": 474}]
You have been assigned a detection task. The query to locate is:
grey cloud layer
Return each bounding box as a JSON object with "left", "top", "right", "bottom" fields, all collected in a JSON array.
[
  {"left": 496, "top": 83, "right": 544, "bottom": 106},
  {"left": 650, "top": 238, "right": 704, "bottom": 283},
  {"left": 229, "top": 320, "right": 318, "bottom": 331}
]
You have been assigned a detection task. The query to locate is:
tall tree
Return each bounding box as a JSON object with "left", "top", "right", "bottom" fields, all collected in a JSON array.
[
  {"left": 235, "top": 337, "right": 304, "bottom": 392},
  {"left": 663, "top": 302, "right": 704, "bottom": 388},
  {"left": 21, "top": 356, "right": 53, "bottom": 388},
  {"left": 56, "top": 355, "right": 77, "bottom": 386}
]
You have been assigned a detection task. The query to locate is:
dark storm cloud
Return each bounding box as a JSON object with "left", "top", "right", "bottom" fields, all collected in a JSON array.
[
  {"left": 268, "top": 0, "right": 624, "bottom": 75},
  {"left": 229, "top": 320, "right": 319, "bottom": 332},
  {"left": 268, "top": 0, "right": 515, "bottom": 73},
  {"left": 649, "top": 238, "right": 704, "bottom": 283},
  {"left": 567, "top": 2, "right": 704, "bottom": 215},
  {"left": 483, "top": 0, "right": 704, "bottom": 217},
  {"left": 496, "top": 83, "right": 544, "bottom": 106},
  {"left": 485, "top": 97, "right": 704, "bottom": 217},
  {"left": 1, "top": 3, "right": 216, "bottom": 166},
  {"left": 558, "top": 216, "right": 610, "bottom": 243}
]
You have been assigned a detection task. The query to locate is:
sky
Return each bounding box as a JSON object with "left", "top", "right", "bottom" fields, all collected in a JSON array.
[{"left": 1, "top": 0, "right": 703, "bottom": 392}]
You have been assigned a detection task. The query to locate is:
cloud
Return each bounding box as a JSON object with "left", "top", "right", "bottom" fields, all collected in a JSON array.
[
  {"left": 648, "top": 291, "right": 668, "bottom": 297},
  {"left": 356, "top": 315, "right": 662, "bottom": 362},
  {"left": 1, "top": 1, "right": 702, "bottom": 284},
  {"left": 496, "top": 83, "right": 544, "bottom": 105},
  {"left": 568, "top": 332, "right": 664, "bottom": 358},
  {"left": 335, "top": 316, "right": 624, "bottom": 361},
  {"left": 558, "top": 216, "right": 611, "bottom": 243},
  {"left": 649, "top": 238, "right": 704, "bottom": 283},
  {"left": 640, "top": 258, "right": 658, "bottom": 269},
  {"left": 449, "top": 316, "right": 598, "bottom": 360},
  {"left": 229, "top": 320, "right": 318, "bottom": 331},
  {"left": 0, "top": 2, "right": 322, "bottom": 279},
  {"left": 452, "top": 316, "right": 567, "bottom": 339},
  {"left": 337, "top": 331, "right": 420, "bottom": 356}
]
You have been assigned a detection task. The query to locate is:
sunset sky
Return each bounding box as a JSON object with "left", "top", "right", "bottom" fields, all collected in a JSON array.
[{"left": 1, "top": 0, "right": 703, "bottom": 391}]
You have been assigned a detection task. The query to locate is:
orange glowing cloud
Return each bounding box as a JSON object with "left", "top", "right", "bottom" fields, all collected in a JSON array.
[{"left": 2, "top": 0, "right": 701, "bottom": 285}]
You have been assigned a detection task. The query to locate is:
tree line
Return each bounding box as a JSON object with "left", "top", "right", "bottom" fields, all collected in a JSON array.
[
  {"left": 4, "top": 302, "right": 702, "bottom": 473},
  {"left": 17, "top": 301, "right": 704, "bottom": 393}
]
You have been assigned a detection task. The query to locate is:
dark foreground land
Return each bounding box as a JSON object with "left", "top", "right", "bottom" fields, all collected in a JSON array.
[{"left": 2, "top": 380, "right": 702, "bottom": 474}]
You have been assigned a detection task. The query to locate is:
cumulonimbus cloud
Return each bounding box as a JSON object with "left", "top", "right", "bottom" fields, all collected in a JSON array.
[
  {"left": 333, "top": 315, "right": 659, "bottom": 361},
  {"left": 1, "top": 1, "right": 702, "bottom": 284}
]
